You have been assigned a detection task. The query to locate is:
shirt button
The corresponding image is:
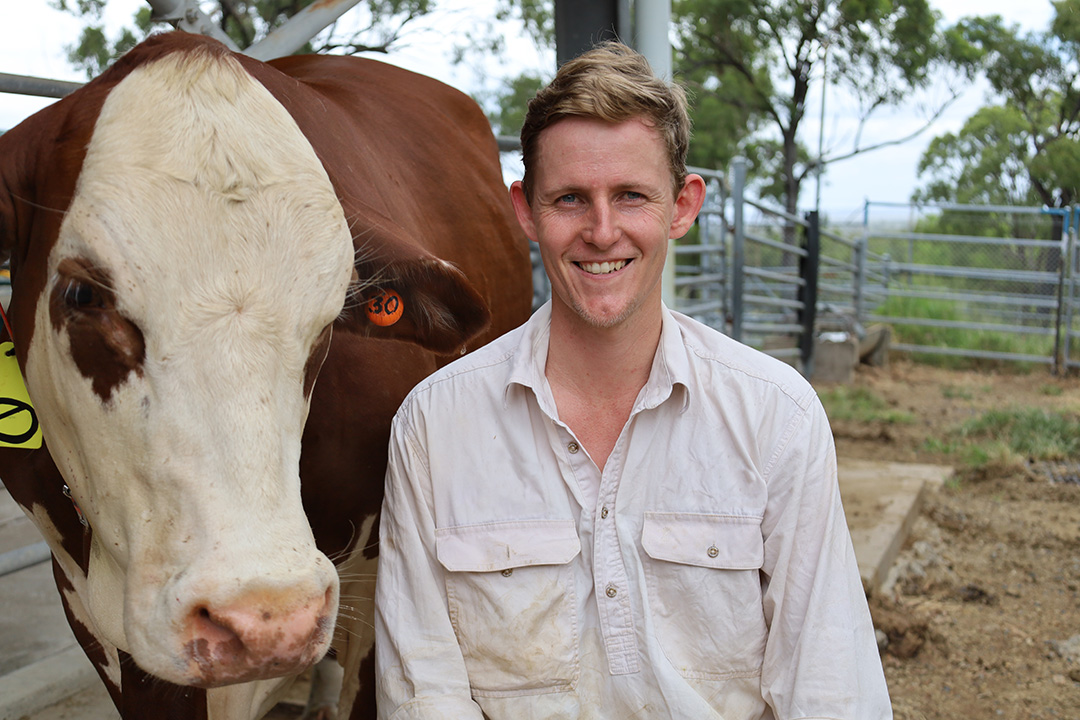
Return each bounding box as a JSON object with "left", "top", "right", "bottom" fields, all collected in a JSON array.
[
  {"left": 501, "top": 568, "right": 513, "bottom": 577},
  {"left": 605, "top": 584, "right": 618, "bottom": 598},
  {"left": 707, "top": 545, "right": 719, "bottom": 558},
  {"left": 567, "top": 441, "right": 579, "bottom": 454},
  {"left": 600, "top": 506, "right": 609, "bottom": 519}
]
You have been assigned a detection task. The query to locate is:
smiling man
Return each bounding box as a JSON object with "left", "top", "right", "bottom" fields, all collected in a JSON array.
[{"left": 374, "top": 42, "right": 891, "bottom": 720}]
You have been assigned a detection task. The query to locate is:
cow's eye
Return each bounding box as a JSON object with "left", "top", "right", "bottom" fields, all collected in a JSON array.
[{"left": 63, "top": 280, "right": 103, "bottom": 309}]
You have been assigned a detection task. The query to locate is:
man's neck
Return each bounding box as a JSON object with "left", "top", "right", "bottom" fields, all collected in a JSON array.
[{"left": 544, "top": 304, "right": 663, "bottom": 471}]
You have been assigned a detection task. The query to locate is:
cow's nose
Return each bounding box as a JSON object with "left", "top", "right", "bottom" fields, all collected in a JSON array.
[{"left": 184, "top": 584, "right": 336, "bottom": 687}]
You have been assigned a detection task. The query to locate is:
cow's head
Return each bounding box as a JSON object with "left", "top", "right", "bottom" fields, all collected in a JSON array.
[{"left": 0, "top": 34, "right": 488, "bottom": 688}]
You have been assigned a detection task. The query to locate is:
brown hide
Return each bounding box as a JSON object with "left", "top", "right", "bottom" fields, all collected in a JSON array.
[{"left": 0, "top": 31, "right": 531, "bottom": 719}]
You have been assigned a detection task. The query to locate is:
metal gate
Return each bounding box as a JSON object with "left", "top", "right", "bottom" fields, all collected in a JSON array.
[{"left": 863, "top": 201, "right": 1066, "bottom": 369}]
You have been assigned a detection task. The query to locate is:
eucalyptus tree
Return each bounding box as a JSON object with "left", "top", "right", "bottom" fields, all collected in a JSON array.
[
  {"left": 52, "top": 0, "right": 436, "bottom": 77},
  {"left": 673, "top": 0, "right": 956, "bottom": 219},
  {"left": 919, "top": 1, "right": 1080, "bottom": 212}
]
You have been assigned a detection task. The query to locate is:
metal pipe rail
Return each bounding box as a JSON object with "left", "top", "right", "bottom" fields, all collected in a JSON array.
[
  {"left": 890, "top": 343, "right": 1054, "bottom": 365},
  {"left": 872, "top": 231, "right": 1062, "bottom": 249},
  {"left": 0, "top": 73, "right": 81, "bottom": 98}
]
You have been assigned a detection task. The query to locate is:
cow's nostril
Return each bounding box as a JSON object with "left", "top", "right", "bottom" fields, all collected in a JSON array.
[{"left": 191, "top": 605, "right": 243, "bottom": 648}]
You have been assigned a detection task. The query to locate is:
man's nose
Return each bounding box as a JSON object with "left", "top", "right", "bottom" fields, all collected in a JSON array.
[{"left": 583, "top": 202, "right": 619, "bottom": 248}]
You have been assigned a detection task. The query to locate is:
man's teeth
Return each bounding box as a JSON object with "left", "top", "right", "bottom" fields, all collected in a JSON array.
[{"left": 580, "top": 260, "right": 627, "bottom": 275}]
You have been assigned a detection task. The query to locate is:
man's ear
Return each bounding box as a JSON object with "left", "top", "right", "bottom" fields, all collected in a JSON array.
[
  {"left": 670, "top": 174, "right": 708, "bottom": 240},
  {"left": 339, "top": 208, "right": 491, "bottom": 356},
  {"left": 509, "top": 181, "right": 537, "bottom": 240}
]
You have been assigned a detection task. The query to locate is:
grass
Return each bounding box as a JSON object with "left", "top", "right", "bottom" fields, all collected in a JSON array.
[
  {"left": 817, "top": 385, "right": 914, "bottom": 424},
  {"left": 921, "top": 406, "right": 1080, "bottom": 473},
  {"left": 821, "top": 381, "right": 1080, "bottom": 473},
  {"left": 941, "top": 385, "right": 974, "bottom": 400},
  {"left": 1039, "top": 383, "right": 1064, "bottom": 397},
  {"left": 954, "top": 407, "right": 1080, "bottom": 462}
]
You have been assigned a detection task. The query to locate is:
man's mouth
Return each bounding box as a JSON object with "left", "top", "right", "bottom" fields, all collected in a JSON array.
[{"left": 577, "top": 260, "right": 628, "bottom": 275}]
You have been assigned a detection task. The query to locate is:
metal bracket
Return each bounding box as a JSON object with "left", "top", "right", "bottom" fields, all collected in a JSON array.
[{"left": 145, "top": 0, "right": 240, "bottom": 51}]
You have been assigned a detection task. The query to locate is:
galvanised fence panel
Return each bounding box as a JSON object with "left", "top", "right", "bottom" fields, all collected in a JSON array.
[
  {"left": 1060, "top": 207, "right": 1080, "bottom": 371},
  {"left": 504, "top": 143, "right": 1071, "bottom": 376},
  {"left": 672, "top": 167, "right": 727, "bottom": 331},
  {"left": 863, "top": 202, "right": 1065, "bottom": 369}
]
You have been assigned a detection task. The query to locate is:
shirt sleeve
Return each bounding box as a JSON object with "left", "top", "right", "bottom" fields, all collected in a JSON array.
[
  {"left": 374, "top": 407, "right": 484, "bottom": 720},
  {"left": 758, "top": 391, "right": 893, "bottom": 720}
]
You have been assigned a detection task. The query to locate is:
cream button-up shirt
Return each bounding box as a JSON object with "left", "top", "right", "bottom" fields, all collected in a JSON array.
[{"left": 375, "top": 303, "right": 891, "bottom": 719}]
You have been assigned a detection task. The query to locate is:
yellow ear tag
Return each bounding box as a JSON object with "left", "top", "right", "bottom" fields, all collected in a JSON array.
[
  {"left": 366, "top": 289, "right": 404, "bottom": 327},
  {"left": 0, "top": 342, "right": 42, "bottom": 449}
]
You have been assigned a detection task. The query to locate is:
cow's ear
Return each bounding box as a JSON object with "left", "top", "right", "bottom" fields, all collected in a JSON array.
[{"left": 340, "top": 212, "right": 490, "bottom": 355}]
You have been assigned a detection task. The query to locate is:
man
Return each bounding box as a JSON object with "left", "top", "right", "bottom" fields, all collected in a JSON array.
[{"left": 374, "top": 42, "right": 891, "bottom": 719}]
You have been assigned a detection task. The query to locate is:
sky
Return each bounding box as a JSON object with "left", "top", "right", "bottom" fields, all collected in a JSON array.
[{"left": 0, "top": 0, "right": 1059, "bottom": 223}]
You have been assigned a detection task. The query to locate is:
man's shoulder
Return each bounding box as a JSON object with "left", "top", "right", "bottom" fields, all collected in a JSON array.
[
  {"left": 400, "top": 322, "right": 526, "bottom": 408},
  {"left": 670, "top": 311, "right": 815, "bottom": 406}
]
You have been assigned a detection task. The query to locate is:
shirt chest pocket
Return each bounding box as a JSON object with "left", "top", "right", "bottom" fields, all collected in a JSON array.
[
  {"left": 436, "top": 520, "right": 581, "bottom": 697},
  {"left": 641, "top": 512, "right": 768, "bottom": 680}
]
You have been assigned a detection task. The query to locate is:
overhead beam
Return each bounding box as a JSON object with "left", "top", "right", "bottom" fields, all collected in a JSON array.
[{"left": 244, "top": 0, "right": 363, "bottom": 61}]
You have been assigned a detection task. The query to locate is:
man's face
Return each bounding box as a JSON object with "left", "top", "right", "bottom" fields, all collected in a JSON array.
[{"left": 510, "top": 116, "right": 703, "bottom": 333}]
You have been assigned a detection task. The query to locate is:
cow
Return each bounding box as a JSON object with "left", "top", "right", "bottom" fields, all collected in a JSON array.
[{"left": 0, "top": 31, "right": 532, "bottom": 719}]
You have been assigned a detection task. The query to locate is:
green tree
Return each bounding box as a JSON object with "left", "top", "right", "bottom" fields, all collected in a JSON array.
[
  {"left": 919, "top": 2, "right": 1080, "bottom": 211},
  {"left": 486, "top": 72, "right": 546, "bottom": 137},
  {"left": 52, "top": 0, "right": 437, "bottom": 78},
  {"left": 673, "top": 0, "right": 956, "bottom": 219}
]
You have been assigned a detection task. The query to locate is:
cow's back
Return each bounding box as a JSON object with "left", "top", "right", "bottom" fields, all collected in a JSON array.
[{"left": 252, "top": 53, "right": 532, "bottom": 352}]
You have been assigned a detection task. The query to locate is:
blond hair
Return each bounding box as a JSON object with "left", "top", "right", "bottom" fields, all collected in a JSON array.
[{"left": 519, "top": 41, "right": 691, "bottom": 200}]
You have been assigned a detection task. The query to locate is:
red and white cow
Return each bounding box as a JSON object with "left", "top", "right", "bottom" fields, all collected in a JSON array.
[{"left": 0, "top": 31, "right": 531, "bottom": 719}]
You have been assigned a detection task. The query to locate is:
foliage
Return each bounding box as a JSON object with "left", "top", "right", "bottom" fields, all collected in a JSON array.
[
  {"left": 672, "top": 0, "right": 954, "bottom": 216},
  {"left": 495, "top": 0, "right": 553, "bottom": 50},
  {"left": 913, "top": 105, "right": 1038, "bottom": 207},
  {"left": 52, "top": 0, "right": 437, "bottom": 77},
  {"left": 485, "top": 72, "right": 545, "bottom": 136},
  {"left": 917, "top": 2, "right": 1080, "bottom": 209}
]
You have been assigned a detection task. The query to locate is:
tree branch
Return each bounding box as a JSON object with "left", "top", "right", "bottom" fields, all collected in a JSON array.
[{"left": 821, "top": 87, "right": 964, "bottom": 167}]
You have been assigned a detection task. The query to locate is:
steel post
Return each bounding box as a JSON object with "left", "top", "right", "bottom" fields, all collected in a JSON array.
[{"left": 731, "top": 157, "right": 746, "bottom": 342}]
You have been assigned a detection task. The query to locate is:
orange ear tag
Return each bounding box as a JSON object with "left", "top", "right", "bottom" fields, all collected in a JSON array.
[{"left": 366, "top": 289, "right": 404, "bottom": 327}]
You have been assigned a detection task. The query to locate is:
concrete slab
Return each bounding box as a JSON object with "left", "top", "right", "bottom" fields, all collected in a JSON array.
[
  {"left": 838, "top": 458, "right": 952, "bottom": 596},
  {"left": 0, "top": 646, "right": 103, "bottom": 720}
]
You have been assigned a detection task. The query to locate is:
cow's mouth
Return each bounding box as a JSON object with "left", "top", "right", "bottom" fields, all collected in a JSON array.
[{"left": 577, "top": 260, "right": 628, "bottom": 275}]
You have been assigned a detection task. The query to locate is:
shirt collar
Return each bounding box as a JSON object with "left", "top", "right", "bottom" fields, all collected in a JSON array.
[
  {"left": 640, "top": 303, "right": 692, "bottom": 414},
  {"left": 503, "top": 302, "right": 691, "bottom": 416}
]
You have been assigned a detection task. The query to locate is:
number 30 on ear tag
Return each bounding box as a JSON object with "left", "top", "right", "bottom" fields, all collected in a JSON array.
[
  {"left": 366, "top": 289, "right": 404, "bottom": 327},
  {"left": 0, "top": 342, "right": 42, "bottom": 449}
]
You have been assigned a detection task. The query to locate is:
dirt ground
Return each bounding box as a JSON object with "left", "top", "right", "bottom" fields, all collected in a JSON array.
[{"left": 822, "top": 360, "right": 1080, "bottom": 720}]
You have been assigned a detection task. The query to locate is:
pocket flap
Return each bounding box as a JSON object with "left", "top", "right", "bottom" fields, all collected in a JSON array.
[
  {"left": 641, "top": 512, "right": 763, "bottom": 570},
  {"left": 436, "top": 520, "right": 581, "bottom": 572}
]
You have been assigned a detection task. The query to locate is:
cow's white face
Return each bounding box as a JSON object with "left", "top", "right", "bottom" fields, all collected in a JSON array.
[{"left": 23, "top": 50, "right": 352, "bottom": 687}]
